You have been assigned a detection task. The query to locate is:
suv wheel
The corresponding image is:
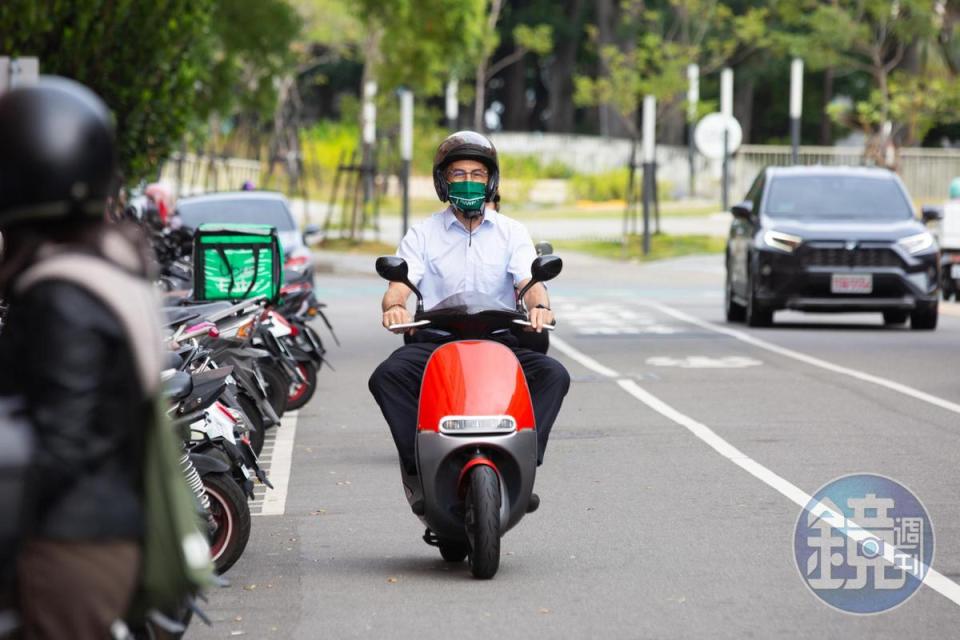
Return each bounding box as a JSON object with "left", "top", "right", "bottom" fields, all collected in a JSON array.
[
  {"left": 745, "top": 274, "right": 773, "bottom": 327},
  {"left": 725, "top": 268, "right": 745, "bottom": 323},
  {"left": 910, "top": 302, "right": 938, "bottom": 330}
]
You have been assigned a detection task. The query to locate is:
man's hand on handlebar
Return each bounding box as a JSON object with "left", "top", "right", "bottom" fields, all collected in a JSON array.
[
  {"left": 383, "top": 304, "right": 413, "bottom": 333},
  {"left": 527, "top": 306, "right": 555, "bottom": 333}
]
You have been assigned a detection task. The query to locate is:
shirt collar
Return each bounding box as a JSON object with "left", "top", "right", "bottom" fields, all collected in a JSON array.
[{"left": 442, "top": 205, "right": 498, "bottom": 231}]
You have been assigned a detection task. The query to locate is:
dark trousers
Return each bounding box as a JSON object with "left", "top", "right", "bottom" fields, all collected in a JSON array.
[
  {"left": 15, "top": 539, "right": 140, "bottom": 640},
  {"left": 369, "top": 342, "right": 570, "bottom": 472}
]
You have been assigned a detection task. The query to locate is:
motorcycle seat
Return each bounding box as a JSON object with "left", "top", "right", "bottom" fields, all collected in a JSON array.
[{"left": 162, "top": 371, "right": 194, "bottom": 401}]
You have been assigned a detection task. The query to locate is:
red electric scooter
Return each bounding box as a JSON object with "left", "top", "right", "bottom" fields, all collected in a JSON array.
[{"left": 375, "top": 254, "right": 562, "bottom": 579}]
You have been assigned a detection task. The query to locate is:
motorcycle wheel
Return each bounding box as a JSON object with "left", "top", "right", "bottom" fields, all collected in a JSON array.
[
  {"left": 204, "top": 471, "right": 251, "bottom": 575},
  {"left": 286, "top": 361, "right": 317, "bottom": 411},
  {"left": 236, "top": 394, "right": 265, "bottom": 456},
  {"left": 259, "top": 362, "right": 290, "bottom": 417},
  {"left": 465, "top": 465, "right": 501, "bottom": 579},
  {"left": 438, "top": 539, "right": 469, "bottom": 563}
]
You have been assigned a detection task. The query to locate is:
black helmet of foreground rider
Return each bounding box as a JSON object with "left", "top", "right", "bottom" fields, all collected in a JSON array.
[
  {"left": 369, "top": 130, "right": 570, "bottom": 488},
  {"left": 0, "top": 77, "right": 158, "bottom": 637}
]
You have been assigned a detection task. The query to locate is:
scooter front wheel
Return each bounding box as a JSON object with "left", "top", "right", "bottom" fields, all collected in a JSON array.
[{"left": 465, "top": 465, "right": 501, "bottom": 579}]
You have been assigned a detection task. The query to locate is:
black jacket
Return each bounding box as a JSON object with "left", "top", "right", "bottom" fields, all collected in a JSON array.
[{"left": 0, "top": 280, "right": 146, "bottom": 540}]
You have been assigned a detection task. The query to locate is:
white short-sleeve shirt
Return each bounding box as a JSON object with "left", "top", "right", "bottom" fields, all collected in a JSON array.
[{"left": 397, "top": 206, "right": 537, "bottom": 310}]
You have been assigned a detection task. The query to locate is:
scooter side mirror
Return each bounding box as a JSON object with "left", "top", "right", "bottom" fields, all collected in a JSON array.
[
  {"left": 535, "top": 241, "right": 553, "bottom": 256},
  {"left": 375, "top": 256, "right": 425, "bottom": 312},
  {"left": 517, "top": 255, "right": 563, "bottom": 305},
  {"left": 921, "top": 205, "right": 943, "bottom": 223},
  {"left": 376, "top": 256, "right": 409, "bottom": 282},
  {"left": 531, "top": 255, "right": 562, "bottom": 283}
]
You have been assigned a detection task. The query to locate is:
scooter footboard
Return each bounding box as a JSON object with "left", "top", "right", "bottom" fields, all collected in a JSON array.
[{"left": 416, "top": 430, "right": 537, "bottom": 540}]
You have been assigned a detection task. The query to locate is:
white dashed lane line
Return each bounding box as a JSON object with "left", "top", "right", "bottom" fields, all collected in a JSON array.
[{"left": 550, "top": 333, "right": 960, "bottom": 608}]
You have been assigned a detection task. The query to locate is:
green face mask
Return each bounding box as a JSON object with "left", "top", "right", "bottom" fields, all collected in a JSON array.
[{"left": 448, "top": 181, "right": 486, "bottom": 215}]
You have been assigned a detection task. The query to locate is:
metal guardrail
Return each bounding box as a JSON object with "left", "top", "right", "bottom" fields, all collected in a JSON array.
[
  {"left": 734, "top": 144, "right": 960, "bottom": 201},
  {"left": 159, "top": 154, "right": 262, "bottom": 197}
]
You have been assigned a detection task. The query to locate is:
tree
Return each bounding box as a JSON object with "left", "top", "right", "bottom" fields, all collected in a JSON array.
[
  {"left": 774, "top": 0, "right": 951, "bottom": 161},
  {"left": 573, "top": 0, "right": 768, "bottom": 138},
  {"left": 0, "top": 0, "right": 215, "bottom": 183}
]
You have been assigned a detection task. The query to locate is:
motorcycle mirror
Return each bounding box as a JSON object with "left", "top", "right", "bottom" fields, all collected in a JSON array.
[
  {"left": 375, "top": 256, "right": 424, "bottom": 312},
  {"left": 517, "top": 255, "right": 563, "bottom": 304},
  {"left": 535, "top": 241, "right": 553, "bottom": 256}
]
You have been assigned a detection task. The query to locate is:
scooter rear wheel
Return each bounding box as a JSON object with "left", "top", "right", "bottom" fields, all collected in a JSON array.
[
  {"left": 465, "top": 465, "right": 501, "bottom": 579},
  {"left": 204, "top": 471, "right": 251, "bottom": 574}
]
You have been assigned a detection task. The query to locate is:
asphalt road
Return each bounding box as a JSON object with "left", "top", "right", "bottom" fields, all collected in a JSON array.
[{"left": 190, "top": 251, "right": 960, "bottom": 639}]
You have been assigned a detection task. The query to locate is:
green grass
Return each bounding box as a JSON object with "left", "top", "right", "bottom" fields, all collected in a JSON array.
[{"left": 555, "top": 234, "right": 726, "bottom": 261}]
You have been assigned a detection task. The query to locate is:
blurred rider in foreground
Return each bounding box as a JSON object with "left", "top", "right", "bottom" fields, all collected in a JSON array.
[{"left": 0, "top": 77, "right": 160, "bottom": 639}]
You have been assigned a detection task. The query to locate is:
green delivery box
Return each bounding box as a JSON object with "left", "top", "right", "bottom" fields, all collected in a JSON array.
[{"left": 193, "top": 223, "right": 283, "bottom": 302}]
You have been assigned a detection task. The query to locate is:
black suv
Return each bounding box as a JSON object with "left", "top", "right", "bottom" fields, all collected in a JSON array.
[{"left": 725, "top": 166, "right": 941, "bottom": 329}]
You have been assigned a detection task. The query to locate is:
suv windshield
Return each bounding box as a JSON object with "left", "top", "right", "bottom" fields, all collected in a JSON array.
[
  {"left": 177, "top": 198, "right": 295, "bottom": 230},
  {"left": 765, "top": 175, "right": 913, "bottom": 220}
]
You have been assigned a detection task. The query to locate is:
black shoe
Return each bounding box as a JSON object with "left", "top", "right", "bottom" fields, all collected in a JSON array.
[
  {"left": 411, "top": 499, "right": 425, "bottom": 515},
  {"left": 526, "top": 492, "right": 540, "bottom": 513}
]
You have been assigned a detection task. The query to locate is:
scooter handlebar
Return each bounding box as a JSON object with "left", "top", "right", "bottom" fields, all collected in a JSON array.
[
  {"left": 387, "top": 319, "right": 432, "bottom": 331},
  {"left": 512, "top": 319, "right": 556, "bottom": 331}
]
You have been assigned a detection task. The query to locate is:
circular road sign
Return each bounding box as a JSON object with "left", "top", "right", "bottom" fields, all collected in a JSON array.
[{"left": 694, "top": 112, "right": 743, "bottom": 159}]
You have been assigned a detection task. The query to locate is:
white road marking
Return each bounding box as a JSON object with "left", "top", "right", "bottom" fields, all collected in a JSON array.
[
  {"left": 255, "top": 410, "right": 298, "bottom": 517},
  {"left": 646, "top": 355, "right": 763, "bottom": 369},
  {"left": 649, "top": 302, "right": 960, "bottom": 417},
  {"left": 550, "top": 335, "right": 960, "bottom": 608}
]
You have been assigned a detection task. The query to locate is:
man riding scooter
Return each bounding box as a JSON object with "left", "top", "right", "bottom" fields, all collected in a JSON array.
[{"left": 368, "top": 131, "right": 570, "bottom": 509}]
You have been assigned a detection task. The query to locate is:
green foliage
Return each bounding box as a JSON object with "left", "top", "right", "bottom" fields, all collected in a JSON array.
[
  {"left": 351, "top": 0, "right": 488, "bottom": 96},
  {"left": 513, "top": 23, "right": 553, "bottom": 56},
  {"left": 0, "top": 0, "right": 215, "bottom": 182},
  {"left": 570, "top": 169, "right": 671, "bottom": 203},
  {"left": 0, "top": 0, "right": 302, "bottom": 183},
  {"left": 574, "top": 0, "right": 768, "bottom": 132},
  {"left": 201, "top": 0, "right": 302, "bottom": 119}
]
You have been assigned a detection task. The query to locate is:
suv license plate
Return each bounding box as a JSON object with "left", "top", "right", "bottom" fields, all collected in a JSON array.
[
  {"left": 831, "top": 274, "right": 873, "bottom": 294},
  {"left": 951, "top": 264, "right": 960, "bottom": 280}
]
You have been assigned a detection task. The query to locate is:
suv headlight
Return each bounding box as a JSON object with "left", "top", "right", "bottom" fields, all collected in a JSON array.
[
  {"left": 897, "top": 232, "right": 935, "bottom": 255},
  {"left": 762, "top": 230, "right": 803, "bottom": 253}
]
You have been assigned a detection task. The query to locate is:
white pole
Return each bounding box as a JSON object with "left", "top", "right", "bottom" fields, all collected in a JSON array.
[
  {"left": 400, "top": 89, "right": 414, "bottom": 162},
  {"left": 642, "top": 95, "right": 656, "bottom": 164},
  {"left": 687, "top": 64, "right": 699, "bottom": 123},
  {"left": 720, "top": 68, "right": 733, "bottom": 210},
  {"left": 362, "top": 80, "right": 377, "bottom": 146},
  {"left": 687, "top": 63, "right": 699, "bottom": 197},
  {"left": 790, "top": 58, "right": 804, "bottom": 164},
  {"left": 720, "top": 67, "right": 733, "bottom": 118},
  {"left": 641, "top": 95, "right": 656, "bottom": 255},
  {"left": 399, "top": 88, "right": 413, "bottom": 237},
  {"left": 445, "top": 77, "right": 459, "bottom": 131}
]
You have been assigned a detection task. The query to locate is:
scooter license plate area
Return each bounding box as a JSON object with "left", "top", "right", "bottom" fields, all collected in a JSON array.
[{"left": 438, "top": 415, "right": 516, "bottom": 435}]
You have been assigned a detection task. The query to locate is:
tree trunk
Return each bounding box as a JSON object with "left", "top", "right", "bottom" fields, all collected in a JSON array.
[
  {"left": 734, "top": 76, "right": 754, "bottom": 144},
  {"left": 819, "top": 67, "right": 834, "bottom": 145},
  {"left": 545, "top": 0, "right": 585, "bottom": 133},
  {"left": 503, "top": 53, "right": 528, "bottom": 130},
  {"left": 474, "top": 0, "right": 504, "bottom": 132}
]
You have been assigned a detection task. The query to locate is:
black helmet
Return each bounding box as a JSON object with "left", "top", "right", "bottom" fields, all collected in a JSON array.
[
  {"left": 432, "top": 130, "right": 499, "bottom": 203},
  {"left": 0, "top": 76, "right": 116, "bottom": 229}
]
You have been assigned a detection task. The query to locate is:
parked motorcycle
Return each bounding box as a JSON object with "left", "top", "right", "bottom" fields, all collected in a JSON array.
[{"left": 374, "top": 253, "right": 562, "bottom": 578}]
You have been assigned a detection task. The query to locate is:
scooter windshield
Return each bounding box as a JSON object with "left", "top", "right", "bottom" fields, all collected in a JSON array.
[{"left": 415, "top": 291, "right": 524, "bottom": 340}]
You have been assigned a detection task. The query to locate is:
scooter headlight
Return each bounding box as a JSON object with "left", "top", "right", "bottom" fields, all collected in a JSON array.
[{"left": 439, "top": 415, "right": 517, "bottom": 435}]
